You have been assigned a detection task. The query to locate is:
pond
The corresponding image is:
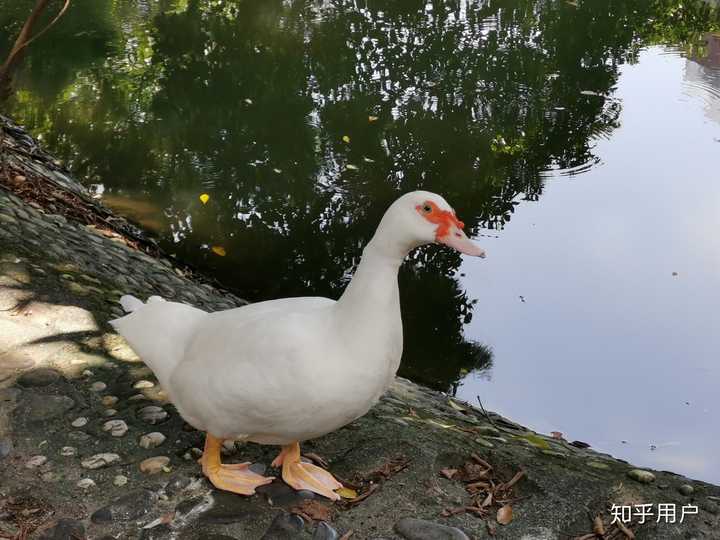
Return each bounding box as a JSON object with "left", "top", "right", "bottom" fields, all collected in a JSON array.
[{"left": 2, "top": 0, "right": 719, "bottom": 483}]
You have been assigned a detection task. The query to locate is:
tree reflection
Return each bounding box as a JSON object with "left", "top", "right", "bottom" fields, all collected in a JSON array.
[{"left": 2, "top": 0, "right": 718, "bottom": 391}]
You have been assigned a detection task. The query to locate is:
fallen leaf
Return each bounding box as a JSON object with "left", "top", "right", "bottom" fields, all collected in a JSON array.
[
  {"left": 336, "top": 487, "right": 358, "bottom": 499},
  {"left": 518, "top": 434, "right": 550, "bottom": 449},
  {"left": 339, "top": 531, "right": 354, "bottom": 540},
  {"left": 448, "top": 400, "right": 466, "bottom": 412},
  {"left": 342, "top": 135, "right": 351, "bottom": 143},
  {"left": 593, "top": 515, "right": 605, "bottom": 535},
  {"left": 290, "top": 500, "right": 333, "bottom": 522},
  {"left": 211, "top": 246, "right": 227, "bottom": 257},
  {"left": 497, "top": 504, "right": 513, "bottom": 525},
  {"left": 440, "top": 468, "right": 458, "bottom": 480},
  {"left": 550, "top": 431, "right": 563, "bottom": 439},
  {"left": 345, "top": 164, "right": 358, "bottom": 171},
  {"left": 199, "top": 193, "right": 210, "bottom": 204},
  {"left": 368, "top": 115, "right": 379, "bottom": 122}
]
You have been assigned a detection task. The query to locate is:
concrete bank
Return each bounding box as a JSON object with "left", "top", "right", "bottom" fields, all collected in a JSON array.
[{"left": 1, "top": 115, "right": 718, "bottom": 539}]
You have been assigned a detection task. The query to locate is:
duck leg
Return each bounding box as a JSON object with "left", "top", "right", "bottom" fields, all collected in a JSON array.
[
  {"left": 271, "top": 442, "right": 343, "bottom": 501},
  {"left": 199, "top": 433, "right": 274, "bottom": 495}
]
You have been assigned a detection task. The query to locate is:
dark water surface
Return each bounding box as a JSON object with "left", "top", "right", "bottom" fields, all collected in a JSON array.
[{"left": 2, "top": 1, "right": 719, "bottom": 482}]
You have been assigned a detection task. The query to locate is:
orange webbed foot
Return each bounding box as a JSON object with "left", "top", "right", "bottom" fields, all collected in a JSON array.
[
  {"left": 201, "top": 434, "right": 274, "bottom": 495},
  {"left": 273, "top": 442, "right": 343, "bottom": 501}
]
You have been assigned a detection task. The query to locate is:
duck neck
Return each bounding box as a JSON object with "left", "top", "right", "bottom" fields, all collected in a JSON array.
[{"left": 335, "top": 230, "right": 409, "bottom": 328}]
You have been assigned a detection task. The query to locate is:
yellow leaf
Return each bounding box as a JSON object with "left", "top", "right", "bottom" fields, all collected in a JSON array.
[
  {"left": 342, "top": 135, "right": 351, "bottom": 143},
  {"left": 211, "top": 246, "right": 227, "bottom": 257},
  {"left": 199, "top": 193, "right": 210, "bottom": 204},
  {"left": 368, "top": 115, "right": 378, "bottom": 122},
  {"left": 497, "top": 504, "right": 513, "bottom": 525},
  {"left": 427, "top": 419, "right": 455, "bottom": 429},
  {"left": 336, "top": 487, "right": 357, "bottom": 499},
  {"left": 448, "top": 399, "right": 466, "bottom": 412}
]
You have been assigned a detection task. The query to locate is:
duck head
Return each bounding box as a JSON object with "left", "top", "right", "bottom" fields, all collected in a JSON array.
[{"left": 370, "top": 191, "right": 486, "bottom": 259}]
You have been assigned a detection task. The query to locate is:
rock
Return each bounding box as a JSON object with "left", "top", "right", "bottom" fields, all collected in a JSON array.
[
  {"left": 139, "top": 524, "right": 173, "bottom": 539},
  {"left": 627, "top": 469, "right": 656, "bottom": 484},
  {"left": 17, "top": 368, "right": 60, "bottom": 387},
  {"left": 679, "top": 484, "right": 695, "bottom": 496},
  {"left": 68, "top": 431, "right": 92, "bottom": 442},
  {"left": 71, "top": 417, "right": 88, "bottom": 427},
  {"left": 248, "top": 462, "right": 267, "bottom": 476},
  {"left": 38, "top": 518, "right": 85, "bottom": 540},
  {"left": 394, "top": 517, "right": 469, "bottom": 540},
  {"left": 138, "top": 405, "right": 168, "bottom": 424},
  {"left": 474, "top": 437, "right": 495, "bottom": 448},
  {"left": 314, "top": 521, "right": 340, "bottom": 540},
  {"left": 476, "top": 425, "right": 501, "bottom": 437},
  {"left": 257, "top": 481, "right": 315, "bottom": 506},
  {"left": 19, "top": 393, "right": 74, "bottom": 421},
  {"left": 102, "top": 395, "right": 119, "bottom": 407},
  {"left": 82, "top": 452, "right": 121, "bottom": 469},
  {"left": 197, "top": 491, "right": 263, "bottom": 524},
  {"left": 103, "top": 419, "right": 128, "bottom": 437},
  {"left": 586, "top": 461, "right": 610, "bottom": 470},
  {"left": 261, "top": 512, "right": 304, "bottom": 539},
  {"left": 91, "top": 489, "right": 158, "bottom": 523},
  {"left": 90, "top": 381, "right": 107, "bottom": 392},
  {"left": 113, "top": 475, "right": 128, "bottom": 487},
  {"left": 104, "top": 408, "right": 118, "bottom": 417},
  {"left": 140, "top": 456, "right": 170, "bottom": 474},
  {"left": 77, "top": 478, "right": 96, "bottom": 489},
  {"left": 25, "top": 455, "right": 48, "bottom": 468},
  {"left": 139, "top": 432, "right": 167, "bottom": 449},
  {"left": 134, "top": 379, "right": 155, "bottom": 389},
  {"left": 0, "top": 437, "right": 13, "bottom": 459}
]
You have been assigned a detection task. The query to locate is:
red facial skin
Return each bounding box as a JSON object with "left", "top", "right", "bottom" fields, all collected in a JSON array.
[{"left": 416, "top": 201, "right": 465, "bottom": 240}]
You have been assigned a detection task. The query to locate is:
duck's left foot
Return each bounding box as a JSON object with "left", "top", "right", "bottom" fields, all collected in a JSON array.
[
  {"left": 201, "top": 434, "right": 274, "bottom": 495},
  {"left": 272, "top": 442, "right": 343, "bottom": 501}
]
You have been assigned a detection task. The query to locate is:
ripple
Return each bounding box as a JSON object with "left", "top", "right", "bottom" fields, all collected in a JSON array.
[{"left": 539, "top": 157, "right": 603, "bottom": 178}]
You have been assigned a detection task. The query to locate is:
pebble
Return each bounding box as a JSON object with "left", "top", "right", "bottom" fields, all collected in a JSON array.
[
  {"left": 394, "top": 517, "right": 469, "bottom": 540},
  {"left": 38, "top": 518, "right": 85, "bottom": 540},
  {"left": 17, "top": 368, "right": 60, "bottom": 387},
  {"left": 474, "top": 437, "right": 495, "bottom": 448},
  {"left": 627, "top": 469, "right": 656, "bottom": 484},
  {"left": 587, "top": 461, "right": 610, "bottom": 470},
  {"left": 41, "top": 471, "right": 59, "bottom": 482},
  {"left": 261, "top": 512, "right": 304, "bottom": 539},
  {"left": 140, "top": 456, "right": 170, "bottom": 474},
  {"left": 113, "top": 475, "right": 128, "bottom": 487},
  {"left": 0, "top": 438, "right": 13, "bottom": 459},
  {"left": 138, "top": 405, "right": 169, "bottom": 424},
  {"left": 77, "top": 478, "right": 96, "bottom": 489},
  {"left": 102, "top": 395, "right": 119, "bottom": 407},
  {"left": 103, "top": 419, "right": 129, "bottom": 437},
  {"left": 90, "top": 381, "right": 107, "bottom": 392},
  {"left": 71, "top": 417, "right": 88, "bottom": 427},
  {"left": 476, "top": 425, "right": 501, "bottom": 437},
  {"left": 139, "top": 432, "right": 167, "bottom": 449},
  {"left": 60, "top": 446, "right": 77, "bottom": 456},
  {"left": 679, "top": 484, "right": 695, "bottom": 496},
  {"left": 81, "top": 452, "right": 121, "bottom": 469},
  {"left": 128, "top": 393, "right": 146, "bottom": 401},
  {"left": 91, "top": 489, "right": 158, "bottom": 523},
  {"left": 26, "top": 455, "right": 48, "bottom": 468},
  {"left": 104, "top": 408, "right": 118, "bottom": 417},
  {"left": 134, "top": 379, "right": 155, "bottom": 389},
  {"left": 314, "top": 521, "right": 340, "bottom": 540},
  {"left": 257, "top": 481, "right": 315, "bottom": 507}
]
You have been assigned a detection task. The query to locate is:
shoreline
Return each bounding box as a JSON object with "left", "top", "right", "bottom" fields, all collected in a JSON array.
[{"left": 1, "top": 114, "right": 718, "bottom": 539}]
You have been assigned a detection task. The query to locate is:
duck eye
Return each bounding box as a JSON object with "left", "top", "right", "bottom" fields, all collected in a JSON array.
[{"left": 422, "top": 204, "right": 432, "bottom": 213}]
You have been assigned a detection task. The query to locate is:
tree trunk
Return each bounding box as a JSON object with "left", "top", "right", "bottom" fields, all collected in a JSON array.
[{"left": 0, "top": 0, "right": 53, "bottom": 100}]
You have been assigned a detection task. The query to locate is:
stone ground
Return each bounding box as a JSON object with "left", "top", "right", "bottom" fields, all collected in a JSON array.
[{"left": 1, "top": 116, "right": 720, "bottom": 540}]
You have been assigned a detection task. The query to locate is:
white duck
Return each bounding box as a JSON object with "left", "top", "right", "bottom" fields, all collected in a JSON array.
[{"left": 110, "top": 191, "right": 485, "bottom": 500}]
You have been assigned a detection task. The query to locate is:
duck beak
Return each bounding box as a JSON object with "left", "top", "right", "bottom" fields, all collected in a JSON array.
[{"left": 438, "top": 226, "right": 486, "bottom": 258}]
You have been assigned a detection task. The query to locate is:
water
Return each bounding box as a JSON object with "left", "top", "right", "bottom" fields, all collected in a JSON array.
[{"left": 2, "top": 0, "right": 719, "bottom": 483}]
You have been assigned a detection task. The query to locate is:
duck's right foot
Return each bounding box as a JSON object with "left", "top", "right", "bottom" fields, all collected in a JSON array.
[
  {"left": 201, "top": 434, "right": 274, "bottom": 495},
  {"left": 273, "top": 442, "right": 343, "bottom": 501}
]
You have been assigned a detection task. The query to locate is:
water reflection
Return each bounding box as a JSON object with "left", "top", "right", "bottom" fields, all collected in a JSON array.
[
  {"left": 1, "top": 1, "right": 718, "bottom": 394},
  {"left": 683, "top": 33, "right": 720, "bottom": 124}
]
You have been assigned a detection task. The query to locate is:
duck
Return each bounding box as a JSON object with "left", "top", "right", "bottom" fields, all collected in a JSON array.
[{"left": 110, "top": 190, "right": 485, "bottom": 500}]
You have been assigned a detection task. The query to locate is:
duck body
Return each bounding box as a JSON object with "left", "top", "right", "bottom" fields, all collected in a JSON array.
[{"left": 110, "top": 191, "right": 484, "bottom": 499}]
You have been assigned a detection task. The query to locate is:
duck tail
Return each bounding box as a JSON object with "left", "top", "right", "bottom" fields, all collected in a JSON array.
[{"left": 110, "top": 298, "right": 207, "bottom": 389}]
